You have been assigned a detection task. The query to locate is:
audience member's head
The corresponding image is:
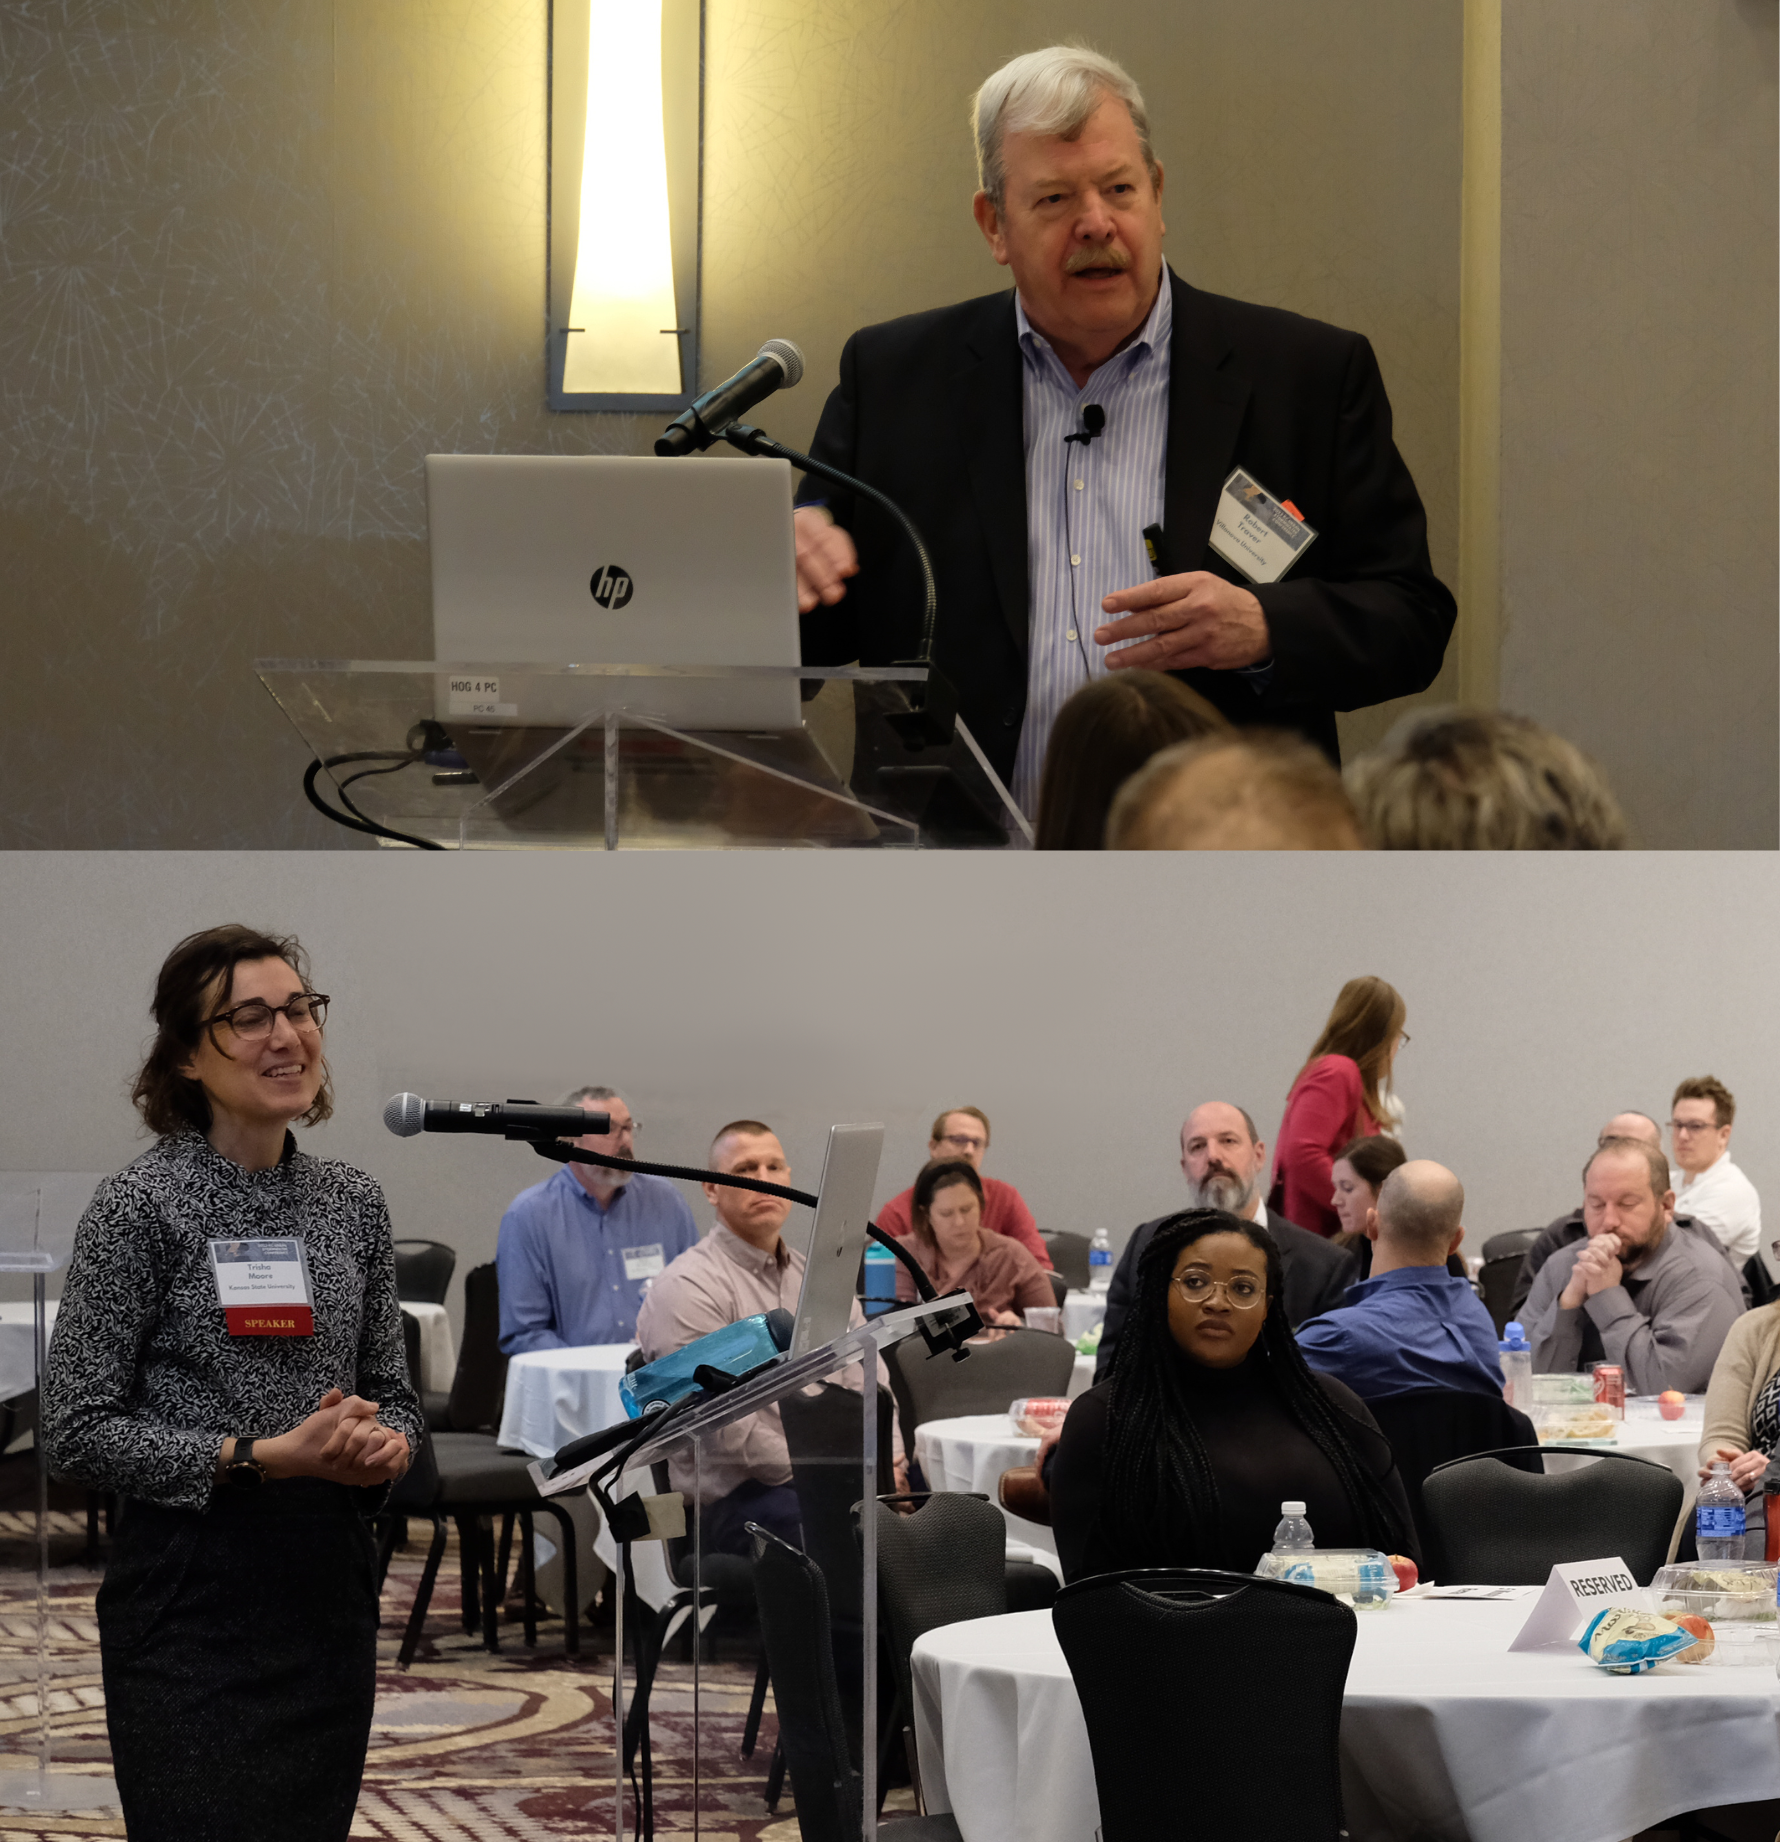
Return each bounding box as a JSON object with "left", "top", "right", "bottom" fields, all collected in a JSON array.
[
  {"left": 1581, "top": 1137, "right": 1675, "bottom": 1263},
  {"left": 1105, "top": 730, "right": 1364, "bottom": 850},
  {"left": 1034, "top": 671, "right": 1227, "bottom": 849},
  {"left": 1330, "top": 1133, "right": 1408, "bottom": 1239},
  {"left": 1179, "top": 1102, "right": 1265, "bottom": 1215},
  {"left": 908, "top": 1158, "right": 987, "bottom": 1256},
  {"left": 1345, "top": 706, "right": 1629, "bottom": 849},
  {"left": 927, "top": 1107, "right": 992, "bottom": 1171},
  {"left": 1372, "top": 1160, "right": 1466, "bottom": 1264},
  {"left": 560, "top": 1083, "right": 634, "bottom": 1195},
  {"left": 1670, "top": 1076, "right": 1735, "bottom": 1175},
  {"left": 703, "top": 1120, "right": 793, "bottom": 1248},
  {"left": 1600, "top": 1111, "right": 1662, "bottom": 1148}
]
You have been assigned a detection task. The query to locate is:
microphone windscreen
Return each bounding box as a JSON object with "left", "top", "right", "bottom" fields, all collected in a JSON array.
[
  {"left": 758, "top": 338, "right": 804, "bottom": 389},
  {"left": 383, "top": 1092, "right": 425, "bottom": 1138},
  {"left": 763, "top": 1307, "right": 796, "bottom": 1351}
]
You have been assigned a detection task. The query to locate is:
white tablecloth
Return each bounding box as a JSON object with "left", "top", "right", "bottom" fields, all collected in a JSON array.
[
  {"left": 912, "top": 1597, "right": 1780, "bottom": 1842},
  {"left": 1540, "top": 1395, "right": 1706, "bottom": 1498},
  {"left": 915, "top": 1414, "right": 1054, "bottom": 1557},
  {"left": 397, "top": 1300, "right": 456, "bottom": 1394},
  {"left": 1060, "top": 1291, "right": 1105, "bottom": 1342},
  {"left": 1068, "top": 1355, "right": 1095, "bottom": 1399},
  {"left": 497, "top": 1343, "right": 635, "bottom": 1460}
]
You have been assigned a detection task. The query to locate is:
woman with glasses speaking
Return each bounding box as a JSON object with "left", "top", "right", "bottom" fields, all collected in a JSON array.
[
  {"left": 1048, "top": 1210, "right": 1415, "bottom": 1583},
  {"left": 43, "top": 924, "right": 420, "bottom": 1842}
]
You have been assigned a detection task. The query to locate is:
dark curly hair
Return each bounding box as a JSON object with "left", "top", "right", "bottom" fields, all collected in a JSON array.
[
  {"left": 131, "top": 925, "right": 333, "bottom": 1138},
  {"left": 1100, "top": 1209, "right": 1410, "bottom": 1566}
]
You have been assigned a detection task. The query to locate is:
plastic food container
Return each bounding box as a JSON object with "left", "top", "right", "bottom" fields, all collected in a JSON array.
[
  {"left": 1007, "top": 1397, "right": 1070, "bottom": 1438},
  {"left": 1652, "top": 1562, "right": 1779, "bottom": 1665},
  {"left": 1528, "top": 1372, "right": 1618, "bottom": 1443},
  {"left": 1254, "top": 1548, "right": 1397, "bottom": 1608}
]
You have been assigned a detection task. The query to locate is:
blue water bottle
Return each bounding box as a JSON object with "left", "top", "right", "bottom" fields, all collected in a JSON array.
[{"left": 862, "top": 1239, "right": 899, "bottom": 1318}]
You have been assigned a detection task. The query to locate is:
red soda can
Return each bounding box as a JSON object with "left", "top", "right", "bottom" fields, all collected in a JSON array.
[{"left": 1593, "top": 1364, "right": 1625, "bottom": 1415}]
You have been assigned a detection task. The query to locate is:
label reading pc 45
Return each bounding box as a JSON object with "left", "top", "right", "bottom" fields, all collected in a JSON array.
[
  {"left": 447, "top": 677, "right": 517, "bottom": 718},
  {"left": 209, "top": 1238, "right": 316, "bottom": 1336}
]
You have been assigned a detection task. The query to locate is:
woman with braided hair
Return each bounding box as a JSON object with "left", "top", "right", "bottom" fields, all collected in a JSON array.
[{"left": 1049, "top": 1209, "right": 1416, "bottom": 1581}]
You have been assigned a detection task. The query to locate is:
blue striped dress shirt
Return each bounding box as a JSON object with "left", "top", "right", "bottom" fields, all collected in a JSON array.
[{"left": 1010, "top": 270, "right": 1173, "bottom": 817}]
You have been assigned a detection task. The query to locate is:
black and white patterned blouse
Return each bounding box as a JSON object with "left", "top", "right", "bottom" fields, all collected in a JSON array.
[
  {"left": 1750, "top": 1366, "right": 1780, "bottom": 1461},
  {"left": 41, "top": 1129, "right": 423, "bottom": 1513}
]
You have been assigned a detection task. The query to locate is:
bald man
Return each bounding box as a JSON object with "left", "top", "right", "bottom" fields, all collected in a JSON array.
[
  {"left": 1509, "top": 1113, "right": 1739, "bottom": 1320},
  {"left": 1295, "top": 1160, "right": 1504, "bottom": 1400}
]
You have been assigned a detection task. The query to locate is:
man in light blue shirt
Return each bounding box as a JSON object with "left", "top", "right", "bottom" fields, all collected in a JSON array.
[
  {"left": 497, "top": 1086, "right": 700, "bottom": 1354},
  {"left": 1296, "top": 1161, "right": 1503, "bottom": 1401}
]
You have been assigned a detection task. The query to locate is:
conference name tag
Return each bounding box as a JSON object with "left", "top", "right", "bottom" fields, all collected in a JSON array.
[
  {"left": 622, "top": 1244, "right": 666, "bottom": 1283},
  {"left": 209, "top": 1238, "right": 316, "bottom": 1337},
  {"left": 1209, "top": 468, "right": 1318, "bottom": 584}
]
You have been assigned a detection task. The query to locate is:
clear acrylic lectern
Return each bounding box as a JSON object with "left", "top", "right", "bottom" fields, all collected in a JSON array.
[
  {"left": 0, "top": 1174, "right": 120, "bottom": 1815},
  {"left": 538, "top": 1294, "right": 970, "bottom": 1841},
  {"left": 254, "top": 660, "right": 1032, "bottom": 850}
]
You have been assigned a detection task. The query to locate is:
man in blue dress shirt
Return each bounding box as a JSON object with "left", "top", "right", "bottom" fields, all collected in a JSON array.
[
  {"left": 1295, "top": 1161, "right": 1503, "bottom": 1400},
  {"left": 497, "top": 1087, "right": 700, "bottom": 1353}
]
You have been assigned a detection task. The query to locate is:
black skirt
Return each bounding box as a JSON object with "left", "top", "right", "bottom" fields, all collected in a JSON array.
[{"left": 97, "top": 1479, "right": 379, "bottom": 1842}]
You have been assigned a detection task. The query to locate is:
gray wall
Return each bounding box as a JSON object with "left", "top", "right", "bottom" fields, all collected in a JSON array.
[
  {"left": 3, "top": 851, "right": 1775, "bottom": 1331},
  {"left": 1497, "top": 0, "right": 1778, "bottom": 848}
]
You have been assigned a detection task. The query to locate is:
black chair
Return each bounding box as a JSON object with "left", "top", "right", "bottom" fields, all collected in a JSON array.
[
  {"left": 871, "top": 1489, "right": 1057, "bottom": 1807},
  {"left": 392, "top": 1238, "right": 457, "bottom": 1306},
  {"left": 1044, "top": 1270, "right": 1068, "bottom": 1309},
  {"left": 747, "top": 1525, "right": 961, "bottom": 1842},
  {"left": 1038, "top": 1231, "right": 1091, "bottom": 1291},
  {"left": 1364, "top": 1388, "right": 1541, "bottom": 1576},
  {"left": 1053, "top": 1568, "right": 1354, "bottom": 1842},
  {"left": 430, "top": 1260, "right": 508, "bottom": 1433},
  {"left": 884, "top": 1329, "right": 1076, "bottom": 1468},
  {"left": 1746, "top": 1254, "right": 1778, "bottom": 1308},
  {"left": 1479, "top": 1227, "right": 1541, "bottom": 1264},
  {"left": 1477, "top": 1254, "right": 1524, "bottom": 1335},
  {"left": 1421, "top": 1448, "right": 1684, "bottom": 1585}
]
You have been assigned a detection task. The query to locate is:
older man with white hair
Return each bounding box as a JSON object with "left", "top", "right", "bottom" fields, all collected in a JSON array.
[{"left": 794, "top": 44, "right": 1453, "bottom": 813}]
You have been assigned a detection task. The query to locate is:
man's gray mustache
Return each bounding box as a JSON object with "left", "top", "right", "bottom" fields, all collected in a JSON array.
[{"left": 1064, "top": 245, "right": 1131, "bottom": 274}]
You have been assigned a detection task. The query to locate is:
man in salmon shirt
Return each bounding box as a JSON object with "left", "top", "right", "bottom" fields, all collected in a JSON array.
[{"left": 874, "top": 1106, "right": 1053, "bottom": 1270}]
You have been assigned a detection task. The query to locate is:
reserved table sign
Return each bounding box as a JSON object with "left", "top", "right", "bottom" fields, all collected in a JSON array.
[{"left": 1508, "top": 1557, "right": 1652, "bottom": 1652}]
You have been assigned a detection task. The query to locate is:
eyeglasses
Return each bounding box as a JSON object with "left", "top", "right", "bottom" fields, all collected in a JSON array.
[
  {"left": 1398, "top": 1031, "right": 1411, "bottom": 1050},
  {"left": 937, "top": 1132, "right": 987, "bottom": 1151},
  {"left": 1669, "top": 1119, "right": 1720, "bottom": 1136},
  {"left": 207, "top": 994, "right": 329, "bottom": 1041},
  {"left": 1171, "top": 1272, "right": 1266, "bottom": 1309}
]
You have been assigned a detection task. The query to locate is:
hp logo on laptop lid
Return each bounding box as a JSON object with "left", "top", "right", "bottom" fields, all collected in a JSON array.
[{"left": 589, "top": 565, "right": 634, "bottom": 609}]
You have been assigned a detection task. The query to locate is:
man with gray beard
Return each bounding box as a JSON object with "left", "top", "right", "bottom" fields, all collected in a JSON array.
[{"left": 1094, "top": 1099, "right": 1358, "bottom": 1381}]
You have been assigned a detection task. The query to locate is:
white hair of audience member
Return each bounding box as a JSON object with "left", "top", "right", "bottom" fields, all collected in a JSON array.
[
  {"left": 972, "top": 45, "right": 1159, "bottom": 211},
  {"left": 559, "top": 1083, "right": 620, "bottom": 1109},
  {"left": 1345, "top": 706, "right": 1629, "bottom": 850}
]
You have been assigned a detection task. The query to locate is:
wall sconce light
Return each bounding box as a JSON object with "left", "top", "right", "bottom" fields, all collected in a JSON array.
[{"left": 548, "top": 0, "right": 702, "bottom": 412}]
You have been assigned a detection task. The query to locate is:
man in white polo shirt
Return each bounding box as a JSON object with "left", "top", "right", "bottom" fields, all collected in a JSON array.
[{"left": 1669, "top": 1076, "right": 1763, "bottom": 1274}]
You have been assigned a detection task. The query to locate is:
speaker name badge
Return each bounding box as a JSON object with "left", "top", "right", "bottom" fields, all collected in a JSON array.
[
  {"left": 1209, "top": 468, "right": 1318, "bottom": 584},
  {"left": 210, "top": 1238, "right": 315, "bottom": 1336}
]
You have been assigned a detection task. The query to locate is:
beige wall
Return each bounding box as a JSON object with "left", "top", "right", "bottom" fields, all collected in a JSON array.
[
  {"left": 1495, "top": 0, "right": 1777, "bottom": 848},
  {"left": 0, "top": 0, "right": 1460, "bottom": 845}
]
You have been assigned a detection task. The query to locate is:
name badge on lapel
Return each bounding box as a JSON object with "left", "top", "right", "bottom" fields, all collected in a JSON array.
[
  {"left": 209, "top": 1238, "right": 315, "bottom": 1336},
  {"left": 622, "top": 1244, "right": 666, "bottom": 1283},
  {"left": 1209, "top": 468, "right": 1318, "bottom": 584}
]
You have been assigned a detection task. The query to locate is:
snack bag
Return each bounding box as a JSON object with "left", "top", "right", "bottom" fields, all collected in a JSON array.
[{"left": 1577, "top": 1605, "right": 1701, "bottom": 1674}]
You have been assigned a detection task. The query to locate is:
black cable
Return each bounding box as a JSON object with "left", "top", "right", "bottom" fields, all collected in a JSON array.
[{"left": 302, "top": 753, "right": 444, "bottom": 851}]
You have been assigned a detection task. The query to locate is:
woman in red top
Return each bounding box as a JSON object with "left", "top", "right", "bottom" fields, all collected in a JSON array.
[{"left": 1271, "top": 977, "right": 1407, "bottom": 1236}]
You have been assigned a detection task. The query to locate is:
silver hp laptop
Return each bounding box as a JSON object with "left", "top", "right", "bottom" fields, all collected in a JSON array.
[
  {"left": 427, "top": 453, "right": 802, "bottom": 731},
  {"left": 791, "top": 1124, "right": 884, "bottom": 1358}
]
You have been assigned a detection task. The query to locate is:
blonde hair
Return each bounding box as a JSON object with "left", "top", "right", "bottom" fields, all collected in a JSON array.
[
  {"left": 973, "top": 45, "right": 1158, "bottom": 211},
  {"left": 1106, "top": 731, "right": 1363, "bottom": 850},
  {"left": 1346, "top": 707, "right": 1628, "bottom": 850}
]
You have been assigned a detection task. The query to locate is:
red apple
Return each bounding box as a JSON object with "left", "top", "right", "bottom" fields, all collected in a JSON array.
[
  {"left": 1388, "top": 1553, "right": 1419, "bottom": 1593},
  {"left": 1658, "top": 1390, "right": 1687, "bottom": 1421}
]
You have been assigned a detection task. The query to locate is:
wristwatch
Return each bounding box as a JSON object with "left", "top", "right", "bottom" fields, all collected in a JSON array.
[{"left": 223, "top": 1437, "right": 268, "bottom": 1491}]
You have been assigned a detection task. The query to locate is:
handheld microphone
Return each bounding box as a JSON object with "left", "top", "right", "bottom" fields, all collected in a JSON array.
[
  {"left": 382, "top": 1093, "right": 609, "bottom": 1141},
  {"left": 655, "top": 340, "right": 805, "bottom": 457},
  {"left": 1064, "top": 403, "right": 1106, "bottom": 446}
]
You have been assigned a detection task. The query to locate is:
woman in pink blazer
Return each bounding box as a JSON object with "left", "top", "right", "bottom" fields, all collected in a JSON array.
[{"left": 1272, "top": 977, "right": 1407, "bottom": 1236}]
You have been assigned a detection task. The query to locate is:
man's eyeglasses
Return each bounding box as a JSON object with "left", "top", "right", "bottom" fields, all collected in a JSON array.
[
  {"left": 1171, "top": 1272, "right": 1266, "bottom": 1310},
  {"left": 207, "top": 994, "right": 329, "bottom": 1041},
  {"left": 937, "top": 1133, "right": 987, "bottom": 1151},
  {"left": 1669, "top": 1119, "right": 1720, "bottom": 1136}
]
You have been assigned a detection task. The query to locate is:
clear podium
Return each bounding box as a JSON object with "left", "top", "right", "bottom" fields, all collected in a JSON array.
[
  {"left": 538, "top": 1294, "right": 970, "bottom": 1841},
  {"left": 0, "top": 1174, "right": 119, "bottom": 1815},
  {"left": 254, "top": 659, "right": 1031, "bottom": 850}
]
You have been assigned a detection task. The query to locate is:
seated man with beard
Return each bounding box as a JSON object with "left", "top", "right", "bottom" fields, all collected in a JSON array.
[{"left": 1095, "top": 1099, "right": 1357, "bottom": 1381}]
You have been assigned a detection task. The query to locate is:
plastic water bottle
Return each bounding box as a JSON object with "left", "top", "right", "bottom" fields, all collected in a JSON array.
[
  {"left": 1696, "top": 1461, "right": 1747, "bottom": 1561},
  {"left": 1088, "top": 1227, "right": 1113, "bottom": 1294},
  {"left": 862, "top": 1240, "right": 898, "bottom": 1318},
  {"left": 1498, "top": 1322, "right": 1532, "bottom": 1407},
  {"left": 1271, "top": 1501, "right": 1315, "bottom": 1554}
]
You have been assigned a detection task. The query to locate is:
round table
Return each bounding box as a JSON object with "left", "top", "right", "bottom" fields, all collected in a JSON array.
[
  {"left": 397, "top": 1299, "right": 456, "bottom": 1394},
  {"left": 911, "top": 1596, "right": 1780, "bottom": 1842},
  {"left": 1542, "top": 1395, "right": 1707, "bottom": 1502},
  {"left": 496, "top": 1343, "right": 635, "bottom": 1460},
  {"left": 1060, "top": 1290, "right": 1105, "bottom": 1342},
  {"left": 915, "top": 1415, "right": 1054, "bottom": 1559}
]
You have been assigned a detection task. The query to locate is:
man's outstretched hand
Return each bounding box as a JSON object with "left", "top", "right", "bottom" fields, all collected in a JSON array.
[
  {"left": 794, "top": 506, "right": 859, "bottom": 614},
  {"left": 1095, "top": 572, "right": 1271, "bottom": 673}
]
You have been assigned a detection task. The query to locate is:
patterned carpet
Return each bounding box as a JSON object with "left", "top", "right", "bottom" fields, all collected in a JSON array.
[{"left": 0, "top": 1511, "right": 848, "bottom": 1840}]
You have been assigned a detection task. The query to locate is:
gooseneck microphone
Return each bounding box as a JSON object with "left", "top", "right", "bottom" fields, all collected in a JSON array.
[
  {"left": 654, "top": 339, "right": 805, "bottom": 457},
  {"left": 381, "top": 1093, "right": 609, "bottom": 1141},
  {"left": 1065, "top": 403, "right": 1106, "bottom": 446}
]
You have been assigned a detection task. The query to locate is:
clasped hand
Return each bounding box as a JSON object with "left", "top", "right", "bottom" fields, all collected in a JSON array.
[
  {"left": 1094, "top": 573, "right": 1271, "bottom": 674},
  {"left": 269, "top": 1387, "right": 409, "bottom": 1485},
  {"left": 1558, "top": 1234, "right": 1625, "bottom": 1309}
]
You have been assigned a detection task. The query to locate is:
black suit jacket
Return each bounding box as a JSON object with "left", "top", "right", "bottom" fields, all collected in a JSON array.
[
  {"left": 798, "top": 267, "right": 1456, "bottom": 778},
  {"left": 1093, "top": 1207, "right": 1359, "bottom": 1385}
]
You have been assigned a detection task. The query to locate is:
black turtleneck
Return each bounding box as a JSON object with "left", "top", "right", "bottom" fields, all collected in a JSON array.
[{"left": 1049, "top": 1347, "right": 1415, "bottom": 1583}]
